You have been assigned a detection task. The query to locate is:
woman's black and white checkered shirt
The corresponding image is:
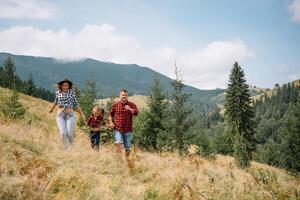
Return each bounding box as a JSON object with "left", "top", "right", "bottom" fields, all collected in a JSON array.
[{"left": 54, "top": 89, "right": 80, "bottom": 109}]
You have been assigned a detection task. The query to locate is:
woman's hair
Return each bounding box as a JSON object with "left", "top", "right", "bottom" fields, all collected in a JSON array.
[{"left": 57, "top": 81, "right": 73, "bottom": 90}]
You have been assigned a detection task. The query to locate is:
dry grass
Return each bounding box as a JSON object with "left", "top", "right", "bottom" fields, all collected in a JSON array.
[{"left": 1, "top": 87, "right": 300, "bottom": 200}]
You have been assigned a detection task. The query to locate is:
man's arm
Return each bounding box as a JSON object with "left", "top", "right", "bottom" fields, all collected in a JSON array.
[{"left": 108, "top": 104, "right": 115, "bottom": 128}]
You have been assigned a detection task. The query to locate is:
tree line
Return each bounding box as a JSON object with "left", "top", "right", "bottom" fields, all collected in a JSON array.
[
  {"left": 253, "top": 81, "right": 300, "bottom": 173},
  {"left": 133, "top": 62, "right": 256, "bottom": 168},
  {"left": 133, "top": 62, "right": 300, "bottom": 173},
  {"left": 0, "top": 57, "right": 54, "bottom": 102}
]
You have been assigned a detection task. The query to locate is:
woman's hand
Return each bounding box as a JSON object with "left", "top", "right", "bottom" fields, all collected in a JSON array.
[
  {"left": 109, "top": 122, "right": 114, "bottom": 129},
  {"left": 81, "top": 114, "right": 86, "bottom": 121},
  {"left": 76, "top": 106, "right": 86, "bottom": 121}
]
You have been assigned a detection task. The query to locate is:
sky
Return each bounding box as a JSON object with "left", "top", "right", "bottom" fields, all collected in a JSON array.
[{"left": 0, "top": 0, "right": 299, "bottom": 89}]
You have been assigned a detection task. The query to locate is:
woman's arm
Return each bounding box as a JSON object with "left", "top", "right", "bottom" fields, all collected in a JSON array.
[
  {"left": 76, "top": 106, "right": 86, "bottom": 120},
  {"left": 49, "top": 93, "right": 58, "bottom": 113},
  {"left": 49, "top": 103, "right": 57, "bottom": 113}
]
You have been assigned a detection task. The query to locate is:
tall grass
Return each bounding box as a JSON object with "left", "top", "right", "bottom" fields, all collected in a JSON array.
[{"left": 0, "top": 87, "right": 299, "bottom": 199}]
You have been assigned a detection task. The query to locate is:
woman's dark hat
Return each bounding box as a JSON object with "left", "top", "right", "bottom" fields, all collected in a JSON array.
[{"left": 57, "top": 78, "right": 73, "bottom": 87}]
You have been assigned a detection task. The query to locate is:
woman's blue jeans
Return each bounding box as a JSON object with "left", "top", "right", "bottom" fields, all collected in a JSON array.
[{"left": 56, "top": 112, "right": 75, "bottom": 149}]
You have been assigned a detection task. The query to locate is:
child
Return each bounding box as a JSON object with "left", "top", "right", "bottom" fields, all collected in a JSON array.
[{"left": 86, "top": 106, "right": 104, "bottom": 150}]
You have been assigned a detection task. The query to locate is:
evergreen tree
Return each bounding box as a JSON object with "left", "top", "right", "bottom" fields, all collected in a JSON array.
[
  {"left": 0, "top": 57, "right": 54, "bottom": 102},
  {"left": 133, "top": 109, "right": 148, "bottom": 147},
  {"left": 106, "top": 93, "right": 116, "bottom": 112},
  {"left": 137, "top": 76, "right": 168, "bottom": 150},
  {"left": 233, "top": 132, "right": 250, "bottom": 168},
  {"left": 77, "top": 79, "right": 97, "bottom": 127},
  {"left": 279, "top": 97, "right": 300, "bottom": 174},
  {"left": 224, "top": 62, "right": 255, "bottom": 168},
  {"left": 35, "top": 87, "right": 54, "bottom": 101},
  {"left": 24, "top": 74, "right": 36, "bottom": 96},
  {"left": 194, "top": 129, "right": 216, "bottom": 158},
  {"left": 256, "top": 138, "right": 281, "bottom": 167},
  {"left": 0, "top": 66, "right": 4, "bottom": 86},
  {"left": 252, "top": 81, "right": 300, "bottom": 167},
  {"left": 2, "top": 57, "right": 16, "bottom": 88},
  {"left": 2, "top": 89, "right": 26, "bottom": 118},
  {"left": 165, "top": 66, "right": 195, "bottom": 154}
]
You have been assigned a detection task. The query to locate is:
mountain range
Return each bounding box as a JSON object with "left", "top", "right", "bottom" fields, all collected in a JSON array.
[{"left": 0, "top": 52, "right": 224, "bottom": 106}]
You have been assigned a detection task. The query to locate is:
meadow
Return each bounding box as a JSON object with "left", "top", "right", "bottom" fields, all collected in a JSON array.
[{"left": 0, "top": 87, "right": 299, "bottom": 200}]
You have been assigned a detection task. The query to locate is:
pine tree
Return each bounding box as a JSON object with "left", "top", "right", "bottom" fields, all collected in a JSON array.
[
  {"left": 279, "top": 97, "right": 300, "bottom": 174},
  {"left": 0, "top": 66, "right": 4, "bottom": 86},
  {"left": 24, "top": 74, "right": 36, "bottom": 96},
  {"left": 224, "top": 62, "right": 255, "bottom": 168},
  {"left": 2, "top": 57, "right": 16, "bottom": 88},
  {"left": 1, "top": 69, "right": 25, "bottom": 118},
  {"left": 138, "top": 76, "right": 168, "bottom": 150},
  {"left": 166, "top": 66, "right": 195, "bottom": 154},
  {"left": 106, "top": 93, "right": 116, "bottom": 112},
  {"left": 1, "top": 88, "right": 25, "bottom": 119},
  {"left": 0, "top": 57, "right": 54, "bottom": 102},
  {"left": 79, "top": 79, "right": 97, "bottom": 116},
  {"left": 77, "top": 79, "right": 97, "bottom": 127}
]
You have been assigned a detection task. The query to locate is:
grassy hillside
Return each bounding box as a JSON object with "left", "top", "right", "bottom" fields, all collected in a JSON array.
[{"left": 0, "top": 87, "right": 299, "bottom": 200}]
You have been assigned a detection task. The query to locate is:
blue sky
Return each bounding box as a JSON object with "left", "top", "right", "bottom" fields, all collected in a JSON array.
[{"left": 0, "top": 0, "right": 299, "bottom": 89}]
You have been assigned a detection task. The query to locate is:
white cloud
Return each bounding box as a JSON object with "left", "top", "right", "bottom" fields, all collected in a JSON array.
[
  {"left": 276, "top": 64, "right": 290, "bottom": 73},
  {"left": 288, "top": 73, "right": 300, "bottom": 81},
  {"left": 289, "top": 0, "right": 300, "bottom": 23},
  {"left": 180, "top": 40, "right": 255, "bottom": 88},
  {"left": 0, "top": 24, "right": 255, "bottom": 89},
  {"left": 0, "top": 0, "right": 58, "bottom": 19}
]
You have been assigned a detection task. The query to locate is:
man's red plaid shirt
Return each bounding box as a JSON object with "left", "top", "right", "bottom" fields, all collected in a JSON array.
[{"left": 109, "top": 100, "right": 139, "bottom": 134}]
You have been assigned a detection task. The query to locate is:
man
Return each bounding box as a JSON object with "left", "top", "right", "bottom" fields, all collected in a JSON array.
[{"left": 109, "top": 89, "right": 139, "bottom": 157}]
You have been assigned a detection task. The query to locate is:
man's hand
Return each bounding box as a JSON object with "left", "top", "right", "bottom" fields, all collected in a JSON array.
[{"left": 125, "top": 105, "right": 134, "bottom": 114}]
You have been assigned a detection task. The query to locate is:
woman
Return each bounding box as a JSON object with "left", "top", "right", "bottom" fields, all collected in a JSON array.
[{"left": 49, "top": 78, "right": 85, "bottom": 149}]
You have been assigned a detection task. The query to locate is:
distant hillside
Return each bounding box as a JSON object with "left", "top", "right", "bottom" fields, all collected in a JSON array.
[
  {"left": 216, "top": 85, "right": 268, "bottom": 107},
  {"left": 97, "top": 95, "right": 148, "bottom": 110},
  {"left": 0, "top": 52, "right": 224, "bottom": 106},
  {"left": 250, "top": 79, "right": 300, "bottom": 102},
  {"left": 217, "top": 80, "right": 300, "bottom": 115},
  {"left": 1, "top": 87, "right": 299, "bottom": 199}
]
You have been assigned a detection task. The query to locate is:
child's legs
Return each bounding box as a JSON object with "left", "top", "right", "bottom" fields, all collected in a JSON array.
[
  {"left": 90, "top": 131, "right": 100, "bottom": 150},
  {"left": 56, "top": 112, "right": 68, "bottom": 148},
  {"left": 66, "top": 112, "right": 75, "bottom": 145}
]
